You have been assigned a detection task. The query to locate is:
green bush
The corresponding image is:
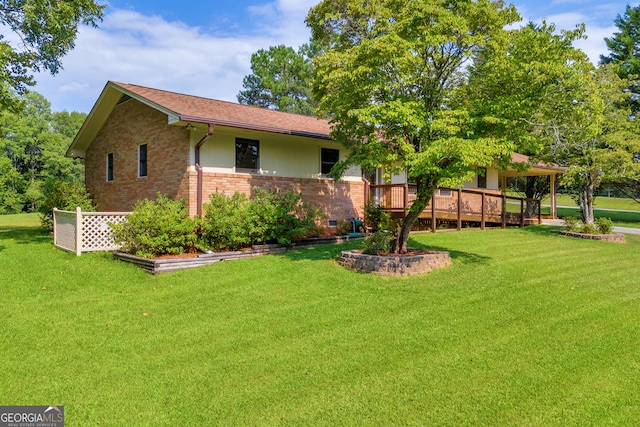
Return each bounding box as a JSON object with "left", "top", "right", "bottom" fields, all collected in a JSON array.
[
  {"left": 336, "top": 219, "right": 352, "bottom": 235},
  {"left": 38, "top": 180, "right": 95, "bottom": 231},
  {"left": 595, "top": 217, "right": 614, "bottom": 234},
  {"left": 200, "top": 188, "right": 326, "bottom": 250},
  {"left": 110, "top": 193, "right": 197, "bottom": 258},
  {"left": 364, "top": 203, "right": 391, "bottom": 232},
  {"left": 362, "top": 231, "right": 391, "bottom": 255},
  {"left": 563, "top": 216, "right": 580, "bottom": 232},
  {"left": 201, "top": 191, "right": 252, "bottom": 251},
  {"left": 580, "top": 223, "right": 597, "bottom": 235}
]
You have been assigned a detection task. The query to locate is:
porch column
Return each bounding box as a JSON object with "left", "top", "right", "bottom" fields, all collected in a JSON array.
[{"left": 550, "top": 174, "right": 557, "bottom": 219}]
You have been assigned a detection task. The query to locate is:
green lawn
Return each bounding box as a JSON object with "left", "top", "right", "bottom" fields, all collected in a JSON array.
[{"left": 2, "top": 213, "right": 639, "bottom": 425}]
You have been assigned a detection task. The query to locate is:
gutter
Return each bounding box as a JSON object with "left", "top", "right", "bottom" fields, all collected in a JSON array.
[
  {"left": 194, "top": 123, "right": 215, "bottom": 217},
  {"left": 178, "top": 114, "right": 331, "bottom": 140}
]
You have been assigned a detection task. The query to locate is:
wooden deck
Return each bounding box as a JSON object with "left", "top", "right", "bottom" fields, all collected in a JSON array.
[{"left": 368, "top": 185, "right": 541, "bottom": 232}]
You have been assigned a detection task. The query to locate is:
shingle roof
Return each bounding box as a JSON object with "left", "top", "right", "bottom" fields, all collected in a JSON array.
[{"left": 112, "top": 82, "right": 332, "bottom": 137}]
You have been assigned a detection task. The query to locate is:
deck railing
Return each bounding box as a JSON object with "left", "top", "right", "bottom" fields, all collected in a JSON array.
[{"left": 368, "top": 184, "right": 541, "bottom": 231}]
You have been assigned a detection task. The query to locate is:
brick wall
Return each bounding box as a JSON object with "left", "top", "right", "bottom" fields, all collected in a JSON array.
[
  {"left": 192, "top": 172, "right": 366, "bottom": 224},
  {"left": 85, "top": 99, "right": 191, "bottom": 211}
]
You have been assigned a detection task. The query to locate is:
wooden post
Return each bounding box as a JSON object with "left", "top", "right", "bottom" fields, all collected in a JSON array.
[
  {"left": 75, "top": 206, "right": 82, "bottom": 256},
  {"left": 550, "top": 173, "right": 557, "bottom": 218},
  {"left": 481, "top": 192, "right": 486, "bottom": 230},
  {"left": 457, "top": 188, "right": 462, "bottom": 231},
  {"left": 538, "top": 199, "right": 542, "bottom": 225},
  {"left": 53, "top": 208, "right": 58, "bottom": 247},
  {"left": 501, "top": 195, "right": 507, "bottom": 229},
  {"left": 520, "top": 199, "right": 524, "bottom": 228},
  {"left": 431, "top": 192, "right": 437, "bottom": 233}
]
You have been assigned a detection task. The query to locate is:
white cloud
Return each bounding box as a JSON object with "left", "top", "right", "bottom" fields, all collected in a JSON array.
[{"left": 32, "top": 3, "right": 317, "bottom": 113}]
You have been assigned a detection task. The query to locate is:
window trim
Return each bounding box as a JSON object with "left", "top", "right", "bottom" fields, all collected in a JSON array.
[
  {"left": 106, "top": 152, "right": 114, "bottom": 182},
  {"left": 138, "top": 143, "right": 148, "bottom": 178},
  {"left": 320, "top": 147, "right": 340, "bottom": 176},
  {"left": 235, "top": 138, "right": 260, "bottom": 172}
]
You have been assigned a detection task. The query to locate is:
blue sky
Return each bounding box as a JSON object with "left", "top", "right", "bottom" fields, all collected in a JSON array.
[{"left": 25, "top": 0, "right": 639, "bottom": 113}]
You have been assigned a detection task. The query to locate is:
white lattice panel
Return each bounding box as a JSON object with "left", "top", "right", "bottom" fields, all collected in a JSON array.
[
  {"left": 81, "top": 214, "right": 128, "bottom": 252},
  {"left": 54, "top": 211, "right": 77, "bottom": 253}
]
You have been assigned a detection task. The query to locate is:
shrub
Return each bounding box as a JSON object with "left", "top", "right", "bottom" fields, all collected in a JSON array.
[
  {"left": 595, "top": 217, "right": 614, "bottom": 234},
  {"left": 201, "top": 191, "right": 252, "bottom": 251},
  {"left": 364, "top": 203, "right": 391, "bottom": 232},
  {"left": 580, "top": 223, "right": 597, "bottom": 235},
  {"left": 336, "top": 219, "right": 352, "bottom": 236},
  {"left": 200, "top": 188, "right": 327, "bottom": 250},
  {"left": 563, "top": 216, "right": 580, "bottom": 232},
  {"left": 39, "top": 180, "right": 95, "bottom": 231},
  {"left": 110, "top": 193, "right": 196, "bottom": 258},
  {"left": 362, "top": 231, "right": 391, "bottom": 255}
]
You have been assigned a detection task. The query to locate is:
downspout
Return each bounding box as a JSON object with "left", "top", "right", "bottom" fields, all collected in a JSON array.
[{"left": 194, "top": 123, "right": 215, "bottom": 216}]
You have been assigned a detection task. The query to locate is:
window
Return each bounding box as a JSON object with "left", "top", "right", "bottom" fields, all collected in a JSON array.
[
  {"left": 138, "top": 144, "right": 147, "bottom": 178},
  {"left": 321, "top": 148, "right": 339, "bottom": 175},
  {"left": 235, "top": 138, "right": 259, "bottom": 170},
  {"left": 106, "top": 153, "right": 113, "bottom": 182},
  {"left": 477, "top": 167, "right": 487, "bottom": 189}
]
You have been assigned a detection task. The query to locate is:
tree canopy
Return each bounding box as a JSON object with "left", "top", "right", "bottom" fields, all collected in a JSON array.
[
  {"left": 0, "top": 90, "right": 86, "bottom": 214},
  {"left": 306, "top": 0, "right": 520, "bottom": 253},
  {"left": 237, "top": 44, "right": 317, "bottom": 116},
  {"left": 600, "top": 4, "right": 640, "bottom": 113},
  {"left": 0, "top": 0, "right": 105, "bottom": 110}
]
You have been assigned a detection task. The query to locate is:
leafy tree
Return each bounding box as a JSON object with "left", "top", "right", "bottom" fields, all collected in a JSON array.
[
  {"left": 531, "top": 63, "right": 640, "bottom": 224},
  {"left": 600, "top": 4, "right": 640, "bottom": 114},
  {"left": 237, "top": 44, "right": 317, "bottom": 116},
  {"left": 466, "top": 21, "right": 586, "bottom": 215},
  {"left": 0, "top": 90, "right": 86, "bottom": 213},
  {"left": 0, "top": 0, "right": 105, "bottom": 110},
  {"left": 306, "top": 0, "right": 520, "bottom": 253}
]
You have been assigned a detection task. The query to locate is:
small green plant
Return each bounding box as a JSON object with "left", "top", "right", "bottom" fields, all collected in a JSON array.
[
  {"left": 38, "top": 180, "right": 95, "bottom": 231},
  {"left": 595, "top": 217, "right": 613, "bottom": 234},
  {"left": 110, "top": 193, "right": 196, "bottom": 258},
  {"left": 580, "top": 223, "right": 597, "bottom": 235},
  {"left": 362, "top": 231, "right": 391, "bottom": 255},
  {"left": 364, "top": 203, "right": 391, "bottom": 232},
  {"left": 336, "top": 219, "right": 352, "bottom": 235},
  {"left": 563, "top": 216, "right": 580, "bottom": 232}
]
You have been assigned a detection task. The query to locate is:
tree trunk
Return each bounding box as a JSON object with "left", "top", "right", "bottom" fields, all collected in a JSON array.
[
  {"left": 577, "top": 180, "right": 595, "bottom": 225},
  {"left": 390, "top": 179, "right": 435, "bottom": 254}
]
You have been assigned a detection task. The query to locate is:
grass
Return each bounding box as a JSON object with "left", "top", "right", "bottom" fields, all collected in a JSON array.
[{"left": 2, "top": 213, "right": 640, "bottom": 425}]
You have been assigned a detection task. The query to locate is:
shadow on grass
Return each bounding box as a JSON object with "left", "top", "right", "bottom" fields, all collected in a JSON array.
[
  {"left": 282, "top": 237, "right": 492, "bottom": 266},
  {"left": 514, "top": 225, "right": 565, "bottom": 238},
  {"left": 0, "top": 226, "right": 51, "bottom": 246}
]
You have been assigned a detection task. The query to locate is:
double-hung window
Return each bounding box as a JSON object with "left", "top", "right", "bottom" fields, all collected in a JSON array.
[
  {"left": 138, "top": 144, "right": 148, "bottom": 178},
  {"left": 477, "top": 167, "right": 487, "bottom": 189},
  {"left": 235, "top": 138, "right": 259, "bottom": 170},
  {"left": 321, "top": 148, "right": 340, "bottom": 175},
  {"left": 106, "top": 153, "right": 114, "bottom": 182}
]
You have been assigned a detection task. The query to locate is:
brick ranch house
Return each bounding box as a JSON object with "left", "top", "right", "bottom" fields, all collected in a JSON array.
[{"left": 67, "top": 81, "right": 563, "bottom": 229}]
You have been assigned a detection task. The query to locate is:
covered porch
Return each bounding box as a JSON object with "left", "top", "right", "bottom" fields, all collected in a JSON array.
[
  {"left": 366, "top": 153, "right": 564, "bottom": 232},
  {"left": 368, "top": 185, "right": 541, "bottom": 232}
]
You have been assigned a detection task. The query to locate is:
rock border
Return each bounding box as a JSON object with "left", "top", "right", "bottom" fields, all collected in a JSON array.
[
  {"left": 558, "top": 230, "right": 626, "bottom": 243},
  {"left": 337, "top": 249, "right": 452, "bottom": 277}
]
